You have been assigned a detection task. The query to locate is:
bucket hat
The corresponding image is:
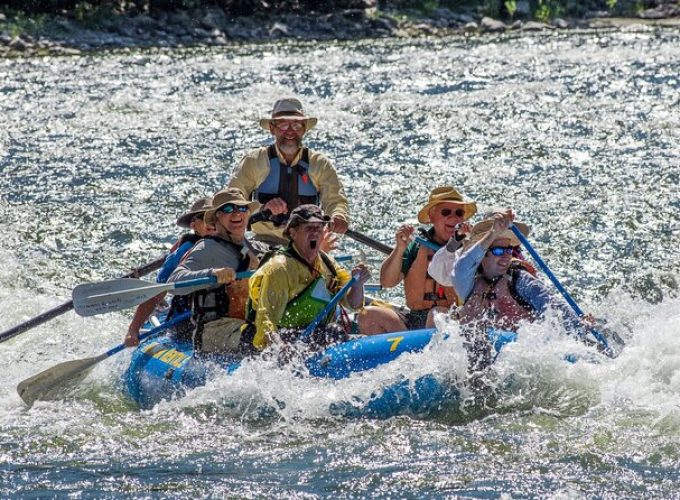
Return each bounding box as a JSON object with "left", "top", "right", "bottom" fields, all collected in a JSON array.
[
  {"left": 204, "top": 188, "right": 260, "bottom": 225},
  {"left": 259, "top": 97, "right": 317, "bottom": 131},
  {"left": 176, "top": 196, "right": 213, "bottom": 229}
]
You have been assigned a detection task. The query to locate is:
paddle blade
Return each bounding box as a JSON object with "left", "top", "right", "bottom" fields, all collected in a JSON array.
[
  {"left": 73, "top": 278, "right": 170, "bottom": 316},
  {"left": 17, "top": 354, "right": 104, "bottom": 407}
]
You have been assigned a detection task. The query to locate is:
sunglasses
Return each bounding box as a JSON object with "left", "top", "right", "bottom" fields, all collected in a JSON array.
[
  {"left": 273, "top": 121, "right": 304, "bottom": 131},
  {"left": 219, "top": 204, "right": 249, "bottom": 215},
  {"left": 488, "top": 246, "right": 518, "bottom": 257},
  {"left": 440, "top": 207, "right": 466, "bottom": 218},
  {"left": 190, "top": 214, "right": 204, "bottom": 223}
]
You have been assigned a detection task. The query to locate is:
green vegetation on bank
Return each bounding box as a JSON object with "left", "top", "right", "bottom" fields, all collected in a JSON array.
[
  {"left": 0, "top": 0, "right": 677, "bottom": 48},
  {"left": 1, "top": 0, "right": 674, "bottom": 19}
]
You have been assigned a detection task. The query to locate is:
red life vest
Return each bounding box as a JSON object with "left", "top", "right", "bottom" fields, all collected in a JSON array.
[{"left": 457, "top": 267, "right": 536, "bottom": 332}]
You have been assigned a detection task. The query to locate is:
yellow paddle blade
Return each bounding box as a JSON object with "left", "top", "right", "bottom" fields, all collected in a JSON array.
[{"left": 17, "top": 354, "right": 104, "bottom": 407}]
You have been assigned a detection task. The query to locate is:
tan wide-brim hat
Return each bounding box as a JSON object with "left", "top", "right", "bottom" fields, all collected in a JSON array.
[
  {"left": 176, "top": 196, "right": 213, "bottom": 229},
  {"left": 204, "top": 188, "right": 260, "bottom": 225},
  {"left": 463, "top": 218, "right": 531, "bottom": 249},
  {"left": 258, "top": 97, "right": 318, "bottom": 131},
  {"left": 417, "top": 186, "right": 477, "bottom": 224}
]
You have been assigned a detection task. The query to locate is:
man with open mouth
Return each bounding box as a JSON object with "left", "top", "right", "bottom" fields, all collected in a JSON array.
[{"left": 242, "top": 205, "right": 401, "bottom": 352}]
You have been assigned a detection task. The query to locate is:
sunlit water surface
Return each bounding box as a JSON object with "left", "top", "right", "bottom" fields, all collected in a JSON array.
[{"left": 1, "top": 28, "right": 679, "bottom": 497}]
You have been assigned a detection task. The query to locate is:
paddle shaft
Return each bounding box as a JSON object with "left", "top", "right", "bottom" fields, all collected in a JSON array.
[
  {"left": 0, "top": 254, "right": 167, "bottom": 344},
  {"left": 74, "top": 271, "right": 254, "bottom": 317},
  {"left": 345, "top": 229, "right": 393, "bottom": 255},
  {"left": 510, "top": 226, "right": 584, "bottom": 316},
  {"left": 414, "top": 236, "right": 441, "bottom": 253},
  {"left": 345, "top": 230, "right": 442, "bottom": 255},
  {"left": 17, "top": 311, "right": 191, "bottom": 406},
  {"left": 301, "top": 276, "right": 358, "bottom": 341},
  {"left": 510, "top": 225, "right": 612, "bottom": 353}
]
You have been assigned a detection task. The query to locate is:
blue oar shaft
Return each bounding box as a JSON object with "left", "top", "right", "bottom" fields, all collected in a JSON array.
[
  {"left": 301, "top": 276, "right": 358, "bottom": 341},
  {"left": 509, "top": 226, "right": 584, "bottom": 316},
  {"left": 104, "top": 311, "right": 192, "bottom": 357},
  {"left": 414, "top": 236, "right": 441, "bottom": 253},
  {"left": 510, "top": 225, "right": 611, "bottom": 354},
  {"left": 172, "top": 271, "right": 253, "bottom": 291}
]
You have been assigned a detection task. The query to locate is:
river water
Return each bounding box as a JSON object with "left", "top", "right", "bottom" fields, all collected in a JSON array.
[{"left": 1, "top": 27, "right": 679, "bottom": 498}]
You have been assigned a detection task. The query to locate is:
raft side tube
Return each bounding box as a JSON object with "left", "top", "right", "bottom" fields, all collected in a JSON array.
[{"left": 305, "top": 328, "right": 437, "bottom": 379}]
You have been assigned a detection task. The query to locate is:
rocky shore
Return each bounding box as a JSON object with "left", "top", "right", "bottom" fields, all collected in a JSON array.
[{"left": 1, "top": 2, "right": 680, "bottom": 57}]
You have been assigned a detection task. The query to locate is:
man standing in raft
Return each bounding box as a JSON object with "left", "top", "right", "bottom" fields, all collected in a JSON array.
[
  {"left": 379, "top": 186, "right": 477, "bottom": 329},
  {"left": 227, "top": 97, "right": 349, "bottom": 246}
]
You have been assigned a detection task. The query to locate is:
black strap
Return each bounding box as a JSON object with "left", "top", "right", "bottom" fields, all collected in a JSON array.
[
  {"left": 270, "top": 144, "right": 309, "bottom": 211},
  {"left": 507, "top": 268, "right": 535, "bottom": 312}
]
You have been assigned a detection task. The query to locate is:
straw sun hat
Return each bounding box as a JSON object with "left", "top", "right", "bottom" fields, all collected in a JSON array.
[{"left": 417, "top": 186, "right": 477, "bottom": 224}]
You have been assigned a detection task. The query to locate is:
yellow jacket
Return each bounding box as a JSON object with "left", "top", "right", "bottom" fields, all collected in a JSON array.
[
  {"left": 227, "top": 146, "right": 350, "bottom": 243},
  {"left": 248, "top": 247, "right": 352, "bottom": 350}
]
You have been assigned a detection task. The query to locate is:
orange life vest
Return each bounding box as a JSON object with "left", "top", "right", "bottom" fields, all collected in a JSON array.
[{"left": 404, "top": 244, "right": 458, "bottom": 311}]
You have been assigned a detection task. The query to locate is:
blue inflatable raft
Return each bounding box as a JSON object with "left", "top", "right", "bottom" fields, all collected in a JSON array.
[{"left": 124, "top": 316, "right": 519, "bottom": 418}]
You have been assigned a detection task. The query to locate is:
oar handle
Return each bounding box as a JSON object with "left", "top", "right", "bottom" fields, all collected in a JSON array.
[
  {"left": 414, "top": 236, "right": 441, "bottom": 253},
  {"left": 0, "top": 254, "right": 167, "bottom": 344},
  {"left": 510, "top": 225, "right": 612, "bottom": 355},
  {"left": 104, "top": 311, "right": 192, "bottom": 357},
  {"left": 0, "top": 302, "right": 75, "bottom": 343},
  {"left": 301, "top": 276, "right": 358, "bottom": 341}
]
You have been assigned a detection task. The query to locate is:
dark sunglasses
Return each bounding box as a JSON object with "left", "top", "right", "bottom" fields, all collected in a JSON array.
[
  {"left": 488, "top": 246, "right": 518, "bottom": 257},
  {"left": 219, "top": 204, "right": 249, "bottom": 214},
  {"left": 190, "top": 214, "right": 204, "bottom": 223},
  {"left": 440, "top": 207, "right": 465, "bottom": 218}
]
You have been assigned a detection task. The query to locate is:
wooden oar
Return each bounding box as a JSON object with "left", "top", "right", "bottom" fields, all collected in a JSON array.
[
  {"left": 17, "top": 311, "right": 192, "bottom": 407},
  {"left": 510, "top": 225, "right": 624, "bottom": 358},
  {"left": 73, "top": 272, "right": 254, "bottom": 317},
  {"left": 0, "top": 254, "right": 167, "bottom": 344}
]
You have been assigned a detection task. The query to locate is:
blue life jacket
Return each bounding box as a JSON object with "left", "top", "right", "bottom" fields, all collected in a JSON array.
[{"left": 254, "top": 145, "right": 320, "bottom": 210}]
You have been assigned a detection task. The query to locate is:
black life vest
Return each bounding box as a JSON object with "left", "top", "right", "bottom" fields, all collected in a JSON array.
[{"left": 189, "top": 236, "right": 254, "bottom": 350}]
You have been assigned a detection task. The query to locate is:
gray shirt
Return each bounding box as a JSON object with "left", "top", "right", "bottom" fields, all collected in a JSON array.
[{"left": 167, "top": 237, "right": 255, "bottom": 295}]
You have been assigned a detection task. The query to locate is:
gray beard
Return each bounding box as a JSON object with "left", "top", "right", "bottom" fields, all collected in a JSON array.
[{"left": 277, "top": 137, "right": 302, "bottom": 157}]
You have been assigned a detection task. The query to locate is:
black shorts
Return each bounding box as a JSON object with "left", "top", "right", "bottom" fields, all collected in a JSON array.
[{"left": 400, "top": 309, "right": 430, "bottom": 330}]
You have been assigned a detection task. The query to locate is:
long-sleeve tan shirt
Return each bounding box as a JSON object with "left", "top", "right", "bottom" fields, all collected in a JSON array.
[{"left": 228, "top": 146, "right": 349, "bottom": 243}]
